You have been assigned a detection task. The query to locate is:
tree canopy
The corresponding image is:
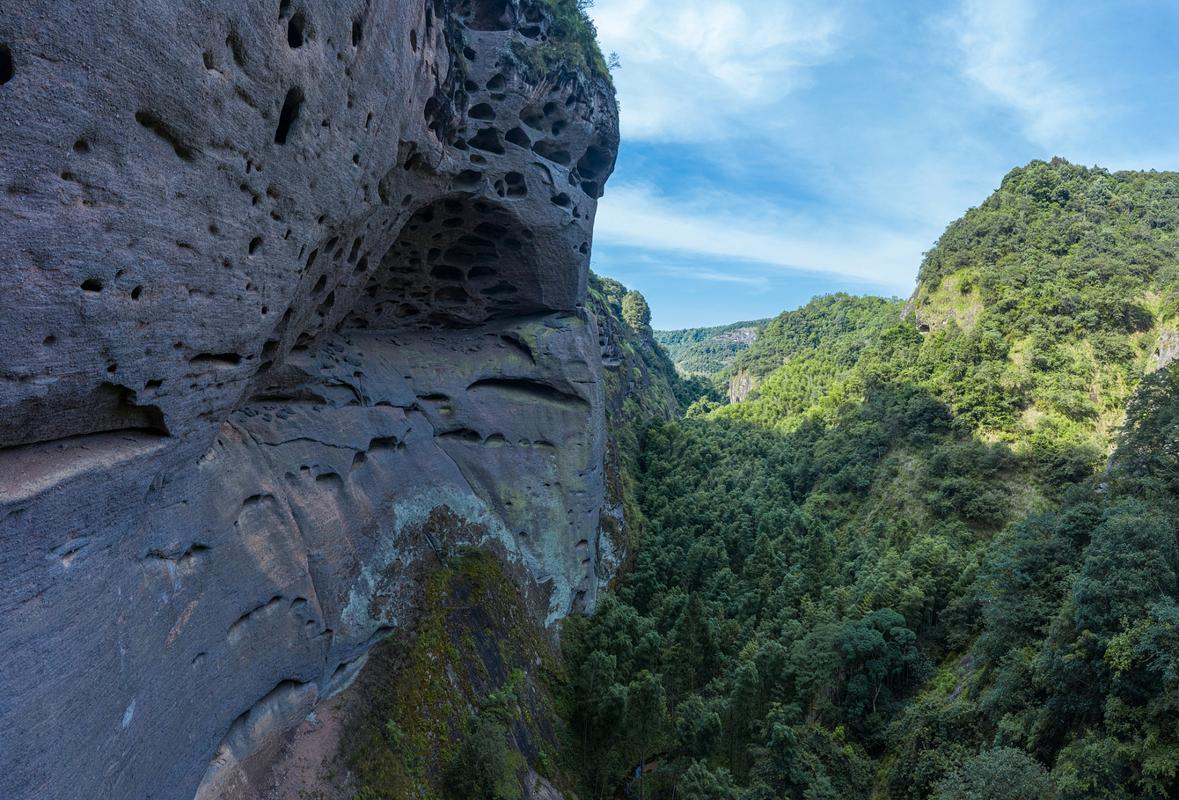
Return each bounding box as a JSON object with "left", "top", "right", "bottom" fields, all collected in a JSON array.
[{"left": 557, "top": 159, "right": 1179, "bottom": 800}]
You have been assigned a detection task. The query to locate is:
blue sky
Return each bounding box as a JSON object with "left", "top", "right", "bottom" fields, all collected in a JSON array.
[{"left": 585, "top": 0, "right": 1179, "bottom": 329}]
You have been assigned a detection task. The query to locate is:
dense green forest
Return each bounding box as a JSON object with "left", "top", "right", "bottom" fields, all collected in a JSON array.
[{"left": 556, "top": 159, "right": 1179, "bottom": 800}]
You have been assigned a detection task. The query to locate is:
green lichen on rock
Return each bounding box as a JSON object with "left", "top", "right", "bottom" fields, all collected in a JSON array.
[{"left": 344, "top": 553, "right": 573, "bottom": 799}]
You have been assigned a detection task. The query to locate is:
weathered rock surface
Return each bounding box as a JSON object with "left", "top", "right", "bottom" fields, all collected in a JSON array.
[
  {"left": 729, "top": 368, "right": 756, "bottom": 404},
  {"left": 1155, "top": 329, "right": 1179, "bottom": 370},
  {"left": 0, "top": 1, "right": 617, "bottom": 798}
]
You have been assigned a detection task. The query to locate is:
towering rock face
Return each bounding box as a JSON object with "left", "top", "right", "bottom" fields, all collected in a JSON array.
[{"left": 0, "top": 2, "right": 617, "bottom": 798}]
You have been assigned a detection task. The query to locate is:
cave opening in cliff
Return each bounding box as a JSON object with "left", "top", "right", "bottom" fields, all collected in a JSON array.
[{"left": 344, "top": 195, "right": 546, "bottom": 331}]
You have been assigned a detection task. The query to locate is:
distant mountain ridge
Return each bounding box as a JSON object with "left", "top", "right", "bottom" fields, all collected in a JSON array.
[
  {"left": 653, "top": 318, "right": 770, "bottom": 375},
  {"left": 720, "top": 292, "right": 903, "bottom": 408}
]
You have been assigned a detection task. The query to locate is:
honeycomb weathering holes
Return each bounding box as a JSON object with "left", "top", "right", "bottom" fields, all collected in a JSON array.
[
  {"left": 469, "top": 103, "right": 495, "bottom": 121},
  {"left": 469, "top": 128, "right": 504, "bottom": 155},
  {"left": 457, "top": 0, "right": 512, "bottom": 30},
  {"left": 343, "top": 197, "right": 546, "bottom": 330},
  {"left": 505, "top": 127, "right": 530, "bottom": 148}
]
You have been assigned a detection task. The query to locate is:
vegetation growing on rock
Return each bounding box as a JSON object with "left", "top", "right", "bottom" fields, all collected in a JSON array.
[
  {"left": 588, "top": 274, "right": 688, "bottom": 559},
  {"left": 622, "top": 290, "right": 653, "bottom": 332},
  {"left": 345, "top": 553, "right": 570, "bottom": 800},
  {"left": 713, "top": 294, "right": 905, "bottom": 430},
  {"left": 512, "top": 0, "right": 614, "bottom": 83}
]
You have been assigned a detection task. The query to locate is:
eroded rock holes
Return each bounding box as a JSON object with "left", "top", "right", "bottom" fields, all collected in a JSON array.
[
  {"left": 287, "top": 13, "right": 307, "bottom": 47},
  {"left": 0, "top": 45, "right": 13, "bottom": 85},
  {"left": 135, "top": 111, "right": 196, "bottom": 161},
  {"left": 456, "top": 0, "right": 512, "bottom": 31},
  {"left": 469, "top": 103, "right": 495, "bottom": 121},
  {"left": 274, "top": 88, "right": 304, "bottom": 144},
  {"left": 504, "top": 127, "right": 530, "bottom": 148},
  {"left": 344, "top": 197, "right": 544, "bottom": 330},
  {"left": 469, "top": 128, "right": 504, "bottom": 155}
]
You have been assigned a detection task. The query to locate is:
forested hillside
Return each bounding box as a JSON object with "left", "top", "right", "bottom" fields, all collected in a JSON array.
[
  {"left": 557, "top": 159, "right": 1179, "bottom": 800},
  {"left": 711, "top": 294, "right": 904, "bottom": 427},
  {"left": 655, "top": 319, "right": 769, "bottom": 376}
]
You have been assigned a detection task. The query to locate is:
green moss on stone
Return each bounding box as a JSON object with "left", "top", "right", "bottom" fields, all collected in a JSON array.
[{"left": 344, "top": 554, "right": 576, "bottom": 799}]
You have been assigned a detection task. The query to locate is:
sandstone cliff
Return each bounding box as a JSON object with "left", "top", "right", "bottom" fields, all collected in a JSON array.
[{"left": 0, "top": 2, "right": 617, "bottom": 798}]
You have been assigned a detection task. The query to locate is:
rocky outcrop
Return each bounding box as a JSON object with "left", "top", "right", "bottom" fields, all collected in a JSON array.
[
  {"left": 0, "top": 1, "right": 617, "bottom": 798},
  {"left": 729, "top": 369, "right": 756, "bottom": 404},
  {"left": 1155, "top": 329, "right": 1179, "bottom": 371}
]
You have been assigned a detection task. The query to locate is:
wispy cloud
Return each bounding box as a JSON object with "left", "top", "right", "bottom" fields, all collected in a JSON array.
[
  {"left": 592, "top": 0, "right": 847, "bottom": 141},
  {"left": 583, "top": 0, "right": 1177, "bottom": 327},
  {"left": 653, "top": 265, "right": 771, "bottom": 290},
  {"left": 947, "top": 0, "right": 1089, "bottom": 149},
  {"left": 594, "top": 183, "right": 922, "bottom": 291}
]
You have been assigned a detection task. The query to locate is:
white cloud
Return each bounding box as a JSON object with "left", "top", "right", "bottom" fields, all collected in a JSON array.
[
  {"left": 654, "top": 265, "right": 771, "bottom": 290},
  {"left": 591, "top": 0, "right": 846, "bottom": 141},
  {"left": 579, "top": 0, "right": 1175, "bottom": 328},
  {"left": 948, "top": 0, "right": 1089, "bottom": 149},
  {"left": 594, "top": 183, "right": 926, "bottom": 291}
]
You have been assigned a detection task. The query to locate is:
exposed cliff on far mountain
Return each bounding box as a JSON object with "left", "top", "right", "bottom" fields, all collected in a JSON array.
[
  {"left": 655, "top": 318, "right": 769, "bottom": 376},
  {"left": 0, "top": 2, "right": 620, "bottom": 799}
]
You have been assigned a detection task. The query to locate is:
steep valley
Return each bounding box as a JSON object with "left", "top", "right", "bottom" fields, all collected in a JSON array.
[
  {"left": 2, "top": 3, "right": 1179, "bottom": 800},
  {"left": 558, "top": 159, "right": 1179, "bottom": 800}
]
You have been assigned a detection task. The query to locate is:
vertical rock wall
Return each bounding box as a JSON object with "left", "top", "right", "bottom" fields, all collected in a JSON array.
[{"left": 0, "top": 1, "right": 618, "bottom": 798}]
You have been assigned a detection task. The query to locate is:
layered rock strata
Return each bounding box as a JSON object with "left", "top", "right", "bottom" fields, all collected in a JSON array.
[{"left": 0, "top": 1, "right": 617, "bottom": 798}]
